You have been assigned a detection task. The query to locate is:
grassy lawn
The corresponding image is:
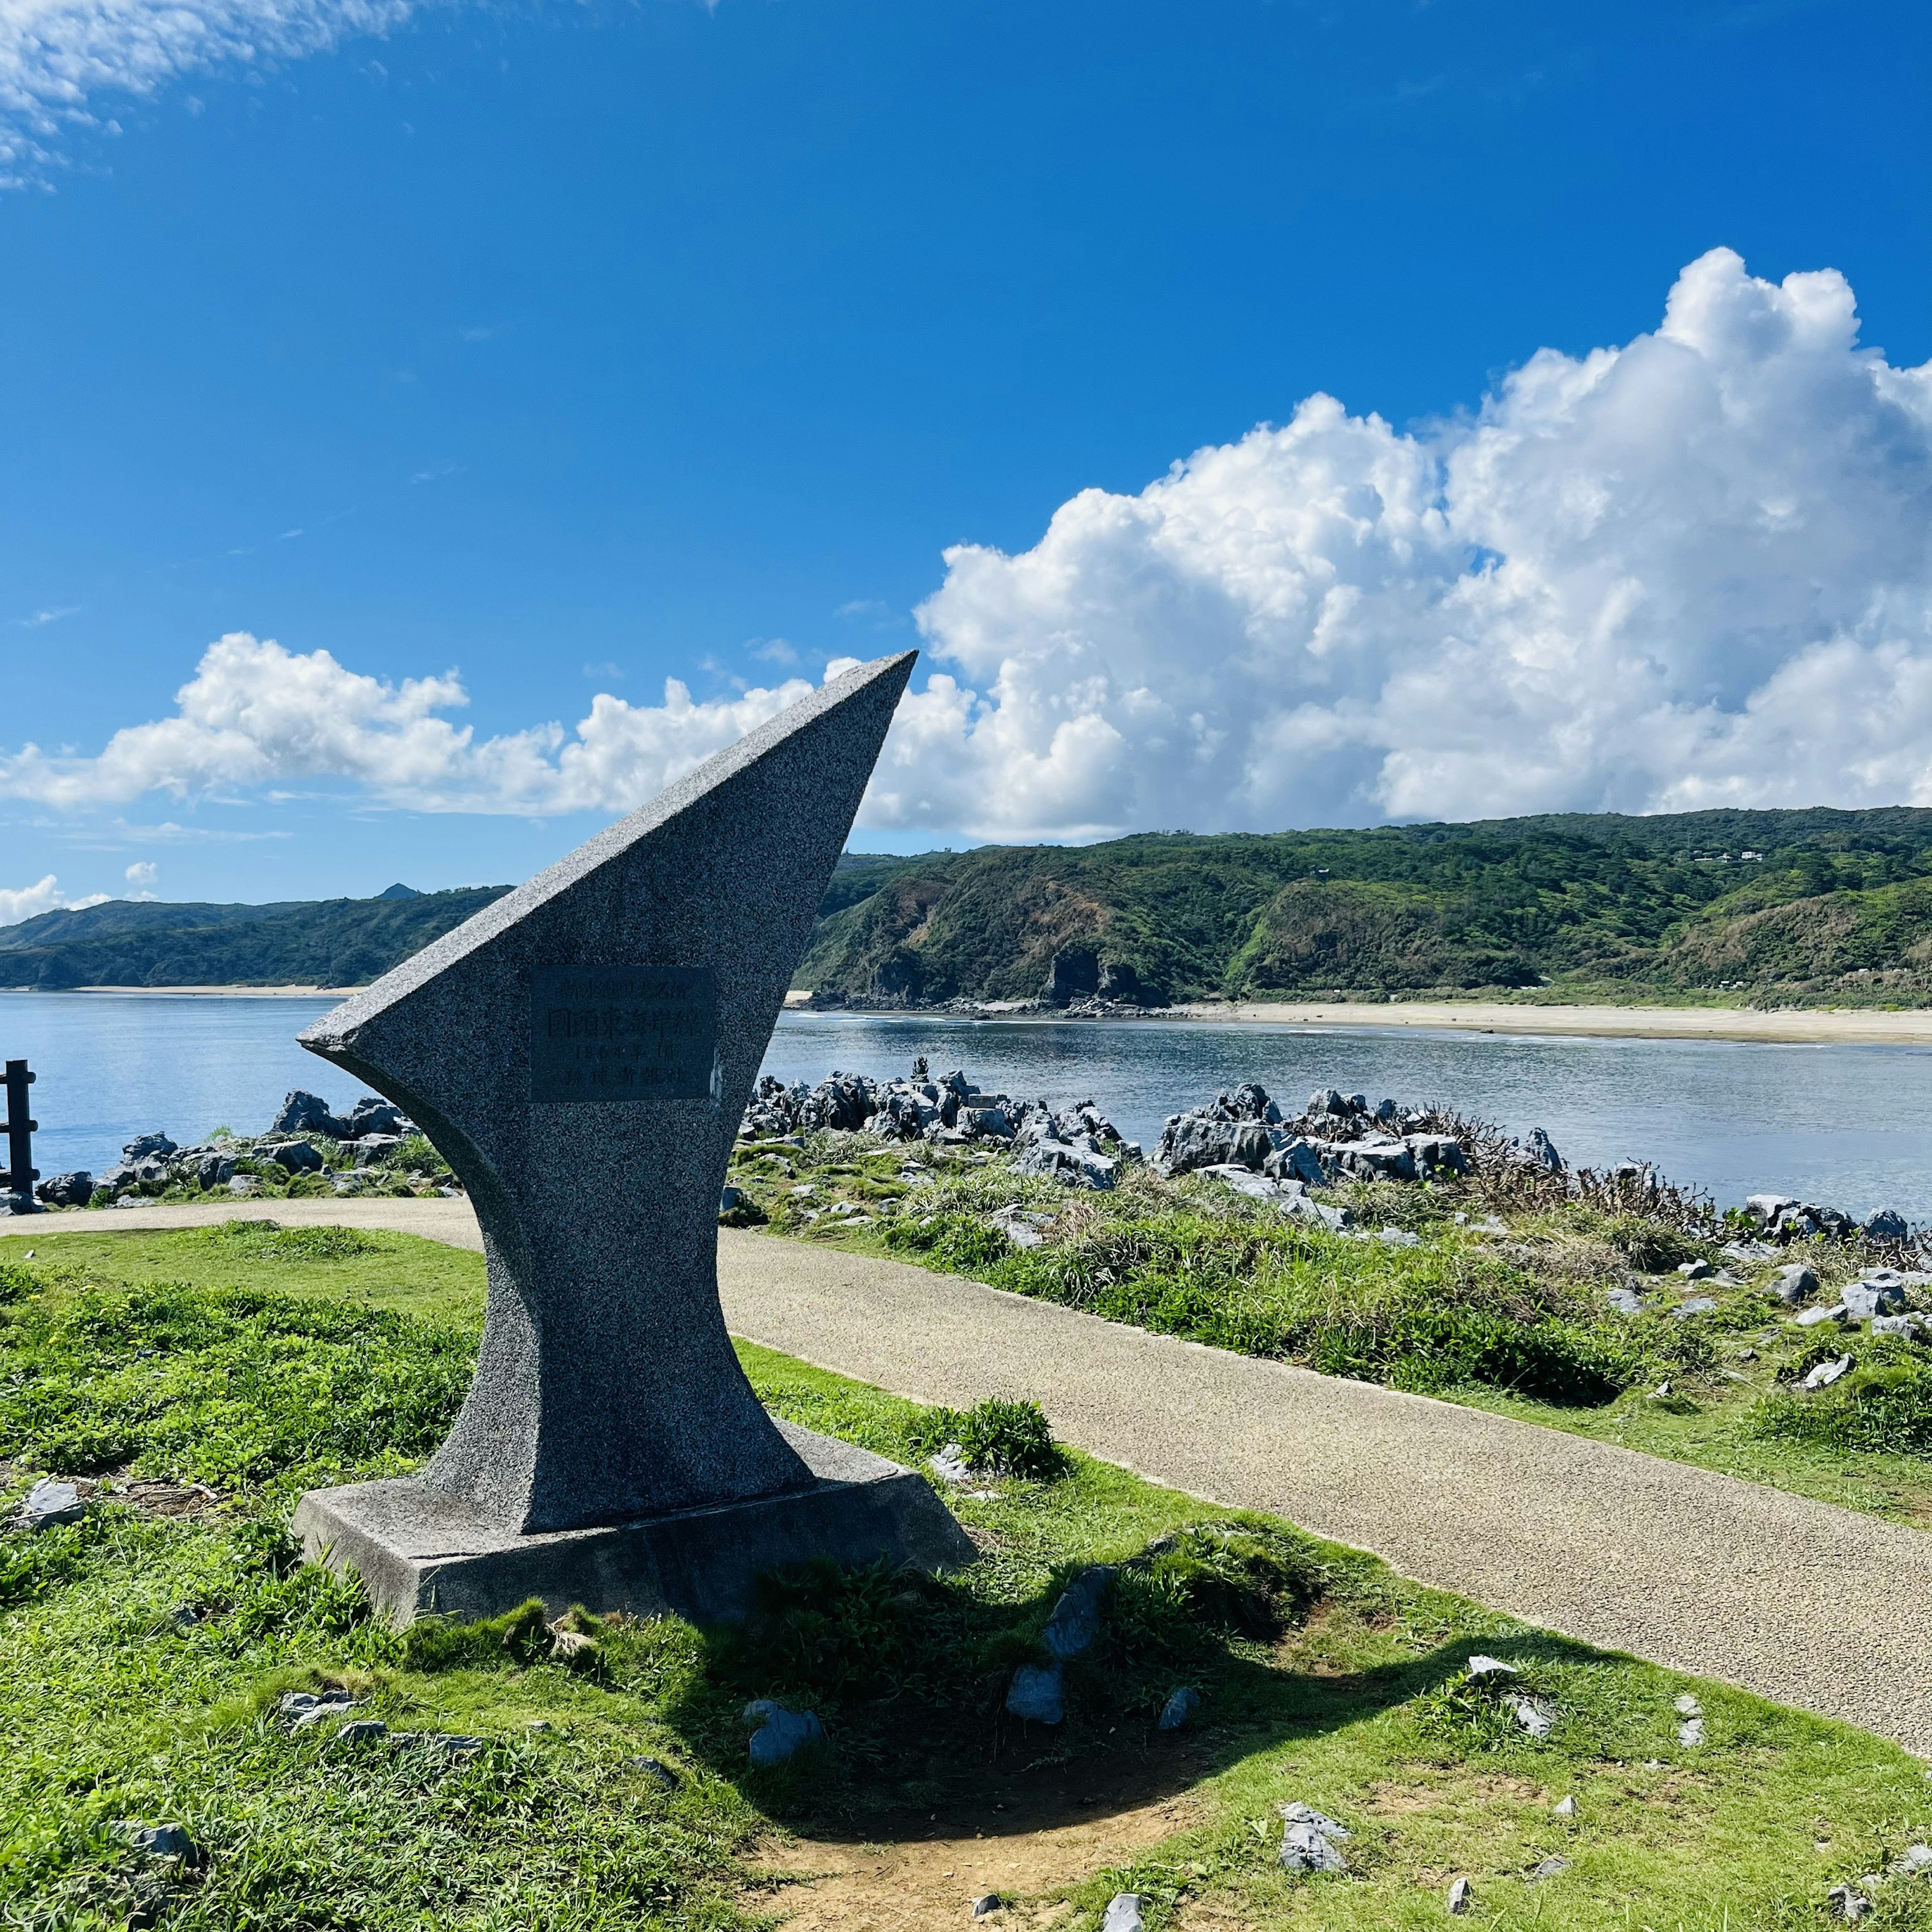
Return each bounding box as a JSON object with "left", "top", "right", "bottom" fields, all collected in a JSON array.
[
  {"left": 725, "top": 1134, "right": 1932, "bottom": 1530},
  {"left": 4, "top": 1225, "right": 1932, "bottom": 1927},
  {"left": 0, "top": 1220, "right": 487, "bottom": 1328}
]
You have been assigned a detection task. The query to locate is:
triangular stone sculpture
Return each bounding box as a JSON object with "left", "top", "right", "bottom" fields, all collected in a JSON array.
[{"left": 291, "top": 652, "right": 975, "bottom": 1625}]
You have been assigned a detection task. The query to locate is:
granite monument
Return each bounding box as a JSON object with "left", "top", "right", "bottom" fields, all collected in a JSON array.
[{"left": 291, "top": 650, "right": 975, "bottom": 1624}]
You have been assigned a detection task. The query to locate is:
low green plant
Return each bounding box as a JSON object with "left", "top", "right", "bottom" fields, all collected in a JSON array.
[
  {"left": 1409, "top": 1652, "right": 1570, "bottom": 1755},
  {"left": 907, "top": 1395, "right": 1065, "bottom": 1478},
  {"left": 0, "top": 1511, "right": 110, "bottom": 1610},
  {"left": 404, "top": 1595, "right": 554, "bottom": 1671},
  {"left": 1597, "top": 1213, "right": 1702, "bottom": 1273},
  {"left": 712, "top": 1558, "right": 914, "bottom": 1703},
  {"left": 388, "top": 1132, "right": 448, "bottom": 1175},
  {"left": 195, "top": 1218, "right": 381, "bottom": 1261},
  {"left": 893, "top": 1199, "right": 1649, "bottom": 1407},
  {"left": 1137, "top": 1522, "right": 1325, "bottom": 1640},
  {"left": 1752, "top": 1335, "right": 1932, "bottom": 1456}
]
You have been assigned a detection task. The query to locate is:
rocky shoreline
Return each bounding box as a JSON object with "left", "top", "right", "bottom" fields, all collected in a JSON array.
[
  {"left": 11, "top": 1059, "right": 1917, "bottom": 1257},
  {"left": 742, "top": 1061, "right": 1140, "bottom": 1191},
  {"left": 739, "top": 1063, "right": 1919, "bottom": 1253},
  {"left": 11, "top": 1090, "right": 459, "bottom": 1214}
]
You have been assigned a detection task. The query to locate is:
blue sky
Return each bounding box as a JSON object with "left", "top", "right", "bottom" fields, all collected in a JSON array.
[{"left": 2, "top": 0, "right": 1928, "bottom": 915}]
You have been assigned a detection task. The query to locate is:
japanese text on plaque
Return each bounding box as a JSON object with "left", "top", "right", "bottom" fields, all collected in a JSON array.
[{"left": 529, "top": 965, "right": 717, "bottom": 1102}]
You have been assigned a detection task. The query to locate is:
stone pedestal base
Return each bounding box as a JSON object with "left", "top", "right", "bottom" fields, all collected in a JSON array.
[{"left": 293, "top": 1420, "right": 977, "bottom": 1628}]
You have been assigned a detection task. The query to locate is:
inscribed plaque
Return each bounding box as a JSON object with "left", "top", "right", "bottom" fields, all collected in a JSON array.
[{"left": 529, "top": 964, "right": 717, "bottom": 1102}]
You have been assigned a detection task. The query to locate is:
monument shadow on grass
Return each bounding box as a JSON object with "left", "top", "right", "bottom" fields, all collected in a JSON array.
[{"left": 659, "top": 1608, "right": 1618, "bottom": 1844}]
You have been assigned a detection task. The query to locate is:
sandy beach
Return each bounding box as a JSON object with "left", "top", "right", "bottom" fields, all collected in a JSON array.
[
  {"left": 1167, "top": 999, "right": 1932, "bottom": 1046},
  {"left": 22, "top": 986, "right": 1932, "bottom": 1043},
  {"left": 58, "top": 985, "right": 361, "bottom": 999}
]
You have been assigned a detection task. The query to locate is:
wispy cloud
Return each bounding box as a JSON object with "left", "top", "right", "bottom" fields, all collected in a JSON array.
[
  {"left": 69, "top": 818, "right": 293, "bottom": 846},
  {"left": 0, "top": 0, "right": 419, "bottom": 187},
  {"left": 16, "top": 605, "right": 79, "bottom": 626},
  {"left": 747, "top": 638, "right": 797, "bottom": 665}
]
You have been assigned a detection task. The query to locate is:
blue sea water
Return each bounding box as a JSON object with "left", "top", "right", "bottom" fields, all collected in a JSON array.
[{"left": 3, "top": 991, "right": 1929, "bottom": 1221}]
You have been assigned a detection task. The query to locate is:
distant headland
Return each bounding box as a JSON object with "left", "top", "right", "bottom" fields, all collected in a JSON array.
[{"left": 9, "top": 805, "right": 1932, "bottom": 1015}]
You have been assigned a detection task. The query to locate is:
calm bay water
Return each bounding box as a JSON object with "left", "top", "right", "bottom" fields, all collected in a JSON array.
[{"left": 3, "top": 991, "right": 1928, "bottom": 1220}]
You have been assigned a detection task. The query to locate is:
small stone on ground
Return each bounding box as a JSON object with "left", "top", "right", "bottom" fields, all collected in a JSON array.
[
  {"left": 19, "top": 1478, "right": 84, "bottom": 1531},
  {"left": 1280, "top": 1821, "right": 1347, "bottom": 1872},
  {"left": 1005, "top": 1663, "right": 1065, "bottom": 1725},
  {"left": 1511, "top": 1697, "right": 1555, "bottom": 1738},
  {"left": 1803, "top": 1355, "right": 1852, "bottom": 1391},
  {"left": 113, "top": 1822, "right": 196, "bottom": 1860},
  {"left": 744, "top": 1702, "right": 824, "bottom": 1766},
  {"left": 1276, "top": 1802, "right": 1349, "bottom": 1839},
  {"left": 1157, "top": 1686, "right": 1199, "bottom": 1730}
]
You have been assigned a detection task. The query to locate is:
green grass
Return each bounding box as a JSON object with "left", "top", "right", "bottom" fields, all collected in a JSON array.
[
  {"left": 0, "top": 1265, "right": 473, "bottom": 1505},
  {"left": 0, "top": 1221, "right": 486, "bottom": 1327},
  {"left": 726, "top": 1136, "right": 1932, "bottom": 1530},
  {"left": 4, "top": 1229, "right": 1932, "bottom": 1926}
]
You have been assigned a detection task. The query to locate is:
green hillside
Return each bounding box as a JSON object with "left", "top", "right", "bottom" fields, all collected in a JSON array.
[
  {"left": 10, "top": 806, "right": 1932, "bottom": 1005},
  {"left": 0, "top": 886, "right": 509, "bottom": 989},
  {"left": 800, "top": 808, "right": 1932, "bottom": 1009}
]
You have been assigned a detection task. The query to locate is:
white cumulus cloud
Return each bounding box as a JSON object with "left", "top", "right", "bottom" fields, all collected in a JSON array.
[
  {"left": 4, "top": 250, "right": 1927, "bottom": 840},
  {"left": 0, "top": 633, "right": 820, "bottom": 816},
  {"left": 0, "top": 0, "right": 413, "bottom": 184},
  {"left": 870, "top": 247, "right": 1932, "bottom": 839},
  {"left": 0, "top": 874, "right": 109, "bottom": 926}
]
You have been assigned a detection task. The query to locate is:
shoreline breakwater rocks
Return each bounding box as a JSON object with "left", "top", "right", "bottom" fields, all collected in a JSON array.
[
  {"left": 740, "top": 1064, "right": 1138, "bottom": 1189},
  {"left": 1151, "top": 1083, "right": 1470, "bottom": 1231},
  {"left": 744, "top": 1063, "right": 1918, "bottom": 1250},
  {"left": 29, "top": 1089, "right": 452, "bottom": 1211},
  {"left": 1155, "top": 1083, "right": 1470, "bottom": 1187}
]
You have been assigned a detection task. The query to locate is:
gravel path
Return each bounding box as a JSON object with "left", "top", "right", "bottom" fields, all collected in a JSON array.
[{"left": 25, "top": 1199, "right": 1929, "bottom": 1754}]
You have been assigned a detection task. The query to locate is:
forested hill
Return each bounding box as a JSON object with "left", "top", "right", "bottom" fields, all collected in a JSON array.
[
  {"left": 0, "top": 885, "right": 509, "bottom": 989},
  {"left": 801, "top": 807, "right": 1932, "bottom": 1009},
  {"left": 11, "top": 804, "right": 1932, "bottom": 1005}
]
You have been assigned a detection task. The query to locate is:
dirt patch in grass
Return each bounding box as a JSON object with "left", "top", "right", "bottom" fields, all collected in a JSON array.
[
  {"left": 0, "top": 1460, "right": 228, "bottom": 1520},
  {"left": 756, "top": 1766, "right": 1203, "bottom": 1930},
  {"left": 1363, "top": 1773, "right": 1552, "bottom": 1816}
]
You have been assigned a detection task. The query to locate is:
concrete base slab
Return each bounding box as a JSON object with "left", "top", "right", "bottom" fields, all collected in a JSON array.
[{"left": 293, "top": 1419, "right": 976, "bottom": 1627}]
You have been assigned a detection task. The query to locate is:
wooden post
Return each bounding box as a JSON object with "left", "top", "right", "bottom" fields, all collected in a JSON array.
[{"left": 1, "top": 1059, "right": 39, "bottom": 1210}]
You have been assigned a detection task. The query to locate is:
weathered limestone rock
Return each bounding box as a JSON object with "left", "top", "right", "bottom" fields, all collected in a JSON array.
[{"left": 270, "top": 1092, "right": 348, "bottom": 1139}]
